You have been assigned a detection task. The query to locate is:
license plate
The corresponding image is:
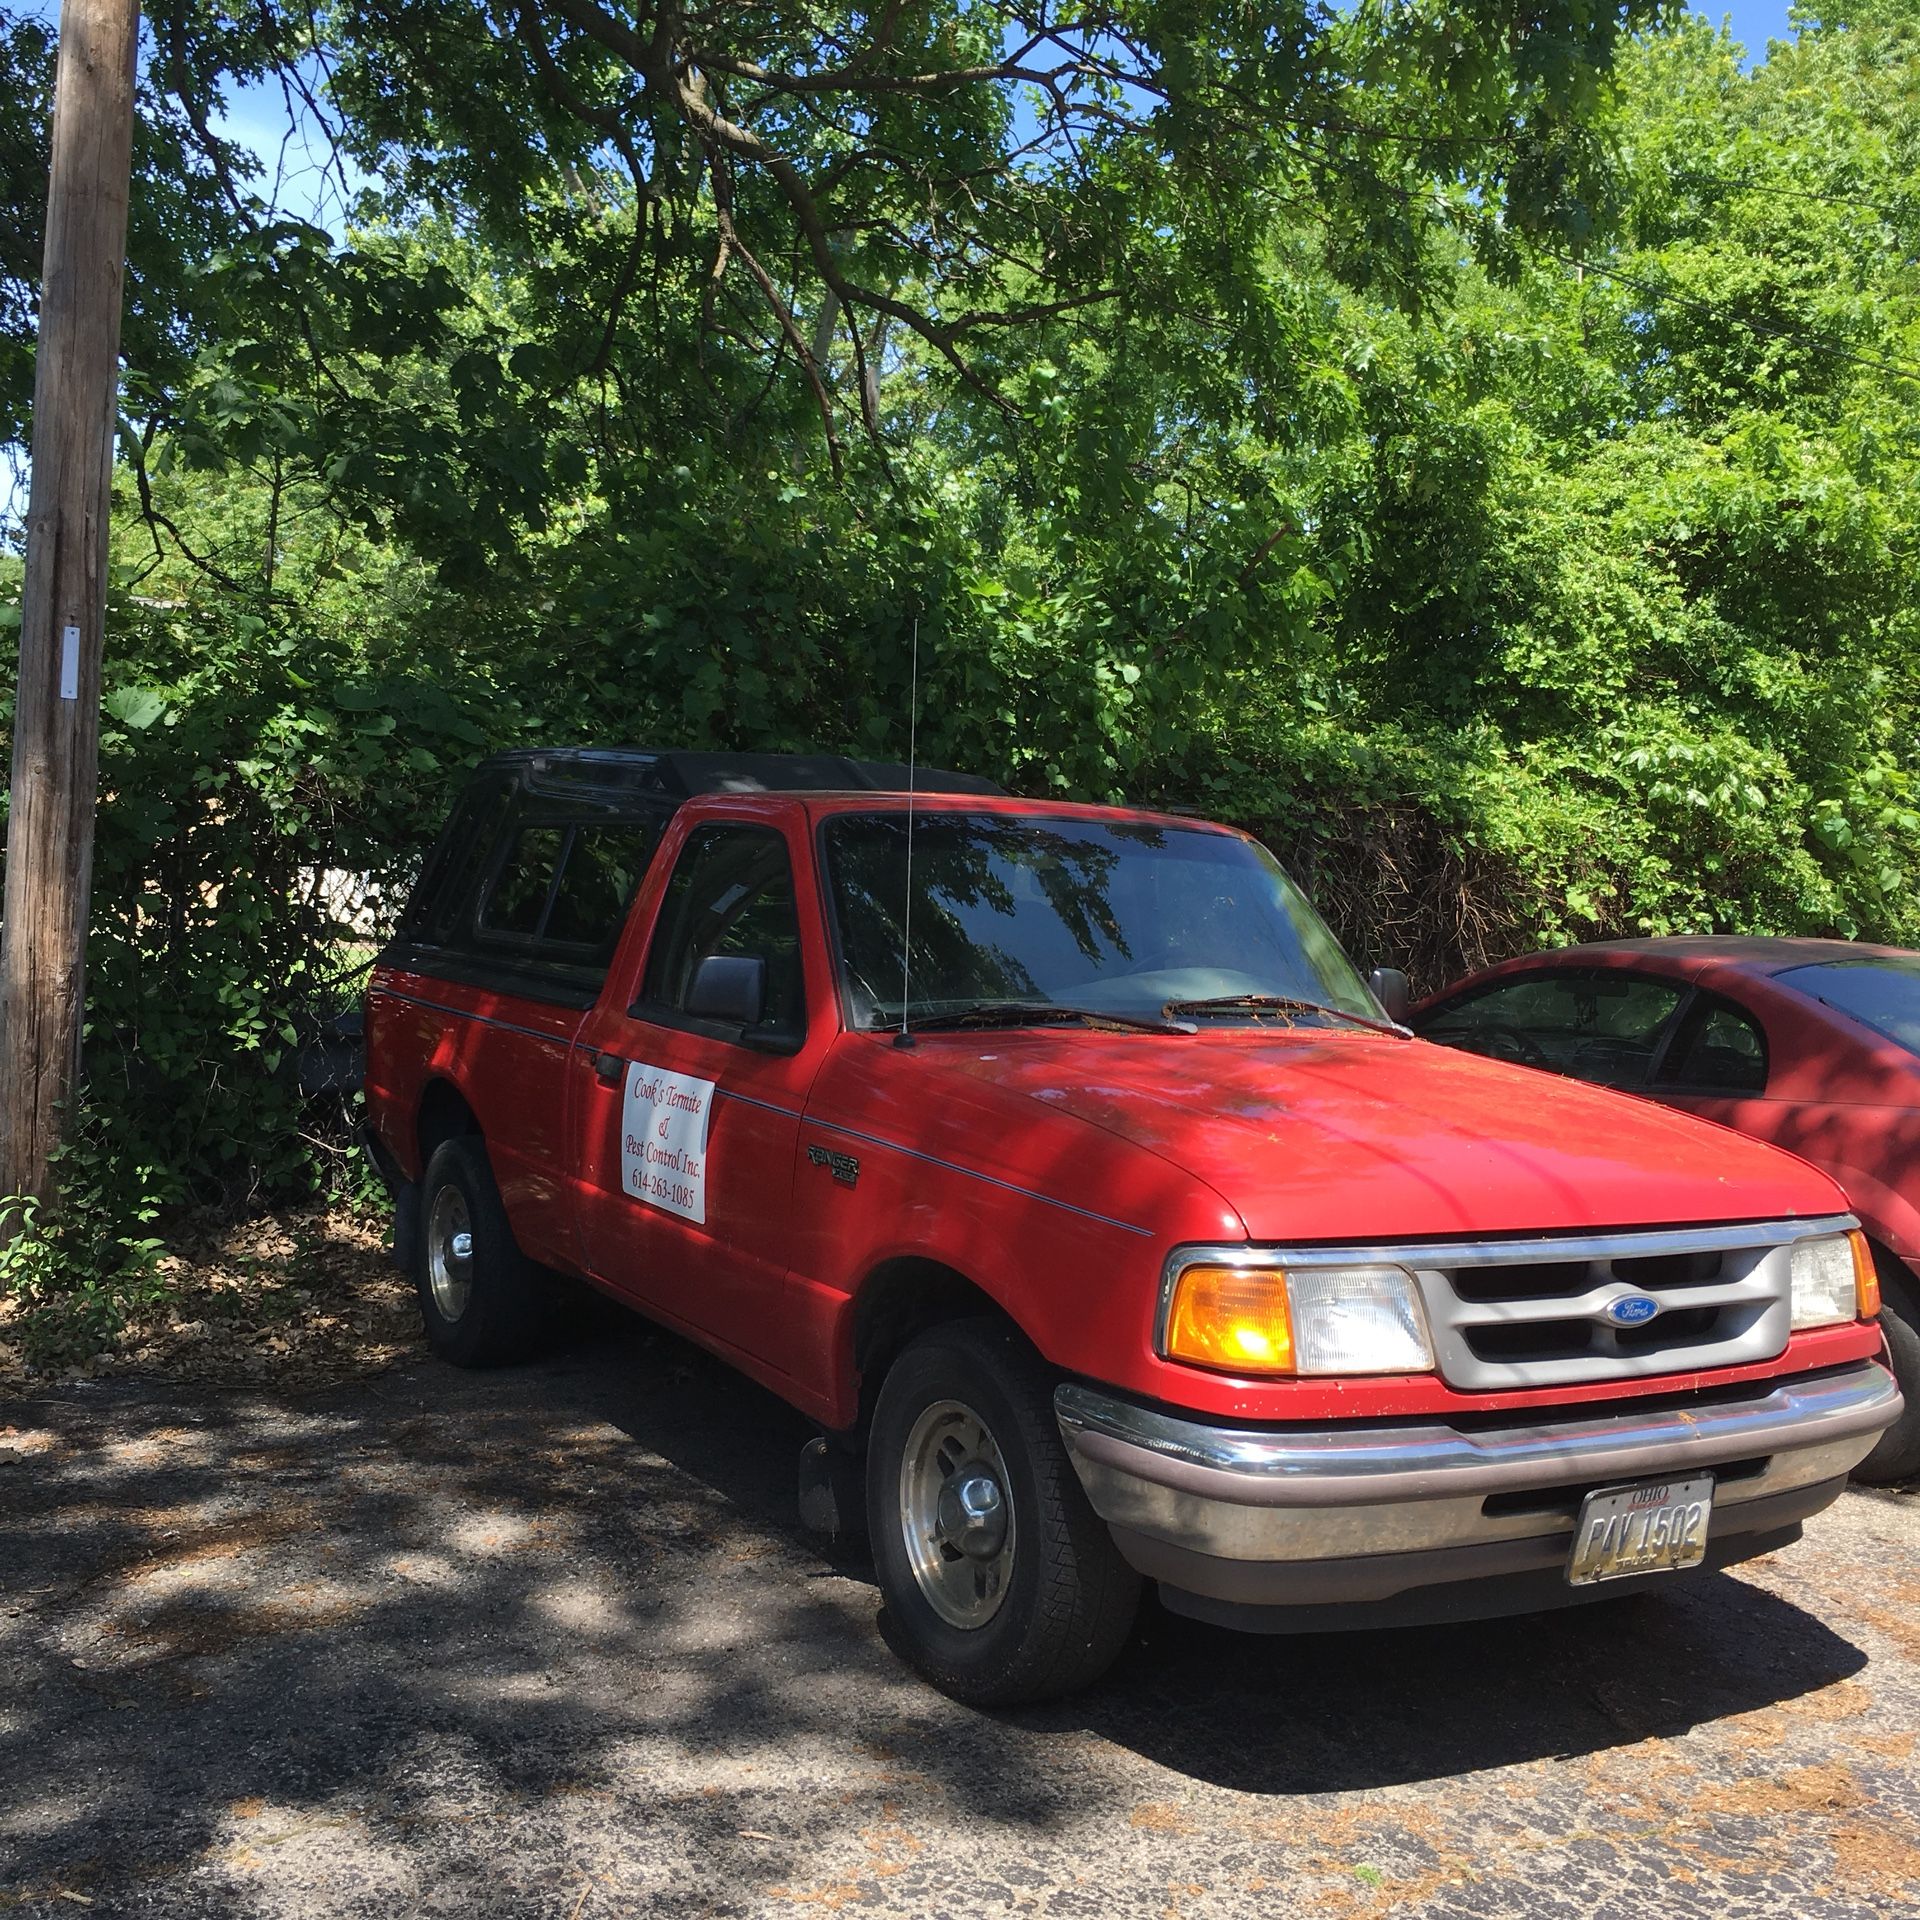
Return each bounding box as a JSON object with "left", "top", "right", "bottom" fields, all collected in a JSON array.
[{"left": 1566, "top": 1475, "right": 1715, "bottom": 1585}]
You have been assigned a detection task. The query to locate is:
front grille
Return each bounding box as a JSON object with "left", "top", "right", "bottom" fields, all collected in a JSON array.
[
  {"left": 1408, "top": 1225, "right": 1802, "bottom": 1391},
  {"left": 1449, "top": 1248, "right": 1732, "bottom": 1303},
  {"left": 1465, "top": 1304, "right": 1728, "bottom": 1364}
]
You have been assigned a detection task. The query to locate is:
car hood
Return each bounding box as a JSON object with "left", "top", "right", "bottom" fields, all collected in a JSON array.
[{"left": 920, "top": 1028, "right": 1845, "bottom": 1242}]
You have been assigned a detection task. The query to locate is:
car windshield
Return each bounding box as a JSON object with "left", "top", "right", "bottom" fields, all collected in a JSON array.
[
  {"left": 821, "top": 811, "right": 1379, "bottom": 1032},
  {"left": 1777, "top": 955, "right": 1920, "bottom": 1059}
]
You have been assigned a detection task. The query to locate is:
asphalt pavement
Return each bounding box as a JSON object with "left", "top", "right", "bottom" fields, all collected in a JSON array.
[{"left": 3, "top": 1314, "right": 1917, "bottom": 1918}]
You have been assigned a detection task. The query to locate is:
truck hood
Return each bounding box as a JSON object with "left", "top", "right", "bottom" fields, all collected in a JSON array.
[{"left": 920, "top": 1028, "right": 1845, "bottom": 1242}]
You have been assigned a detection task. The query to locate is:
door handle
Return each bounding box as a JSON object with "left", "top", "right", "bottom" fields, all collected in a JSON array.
[{"left": 591, "top": 1050, "right": 624, "bottom": 1086}]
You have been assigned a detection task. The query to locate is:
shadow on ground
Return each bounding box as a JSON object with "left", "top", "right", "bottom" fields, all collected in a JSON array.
[{"left": 0, "top": 1305, "right": 1889, "bottom": 1919}]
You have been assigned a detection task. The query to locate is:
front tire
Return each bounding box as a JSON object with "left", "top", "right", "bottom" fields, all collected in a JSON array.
[
  {"left": 415, "top": 1136, "right": 547, "bottom": 1367},
  {"left": 866, "top": 1319, "right": 1141, "bottom": 1705},
  {"left": 1856, "top": 1251, "right": 1920, "bottom": 1485}
]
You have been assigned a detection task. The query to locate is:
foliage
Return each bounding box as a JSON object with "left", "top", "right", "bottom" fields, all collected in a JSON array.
[
  {"left": 0, "top": 2, "right": 256, "bottom": 450},
  {"left": 1273, "top": 1, "right": 1920, "bottom": 967},
  {"left": 3, "top": 0, "right": 1920, "bottom": 1355},
  {"left": 2, "top": 0, "right": 1682, "bottom": 576},
  {"left": 0, "top": 1119, "right": 167, "bottom": 1368},
  {"left": 305, "top": 0, "right": 1677, "bottom": 478},
  {"left": 3, "top": 499, "right": 497, "bottom": 1221}
]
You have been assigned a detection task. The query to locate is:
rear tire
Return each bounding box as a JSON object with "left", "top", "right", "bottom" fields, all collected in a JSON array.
[
  {"left": 866, "top": 1318, "right": 1141, "bottom": 1705},
  {"left": 1856, "top": 1251, "right": 1920, "bottom": 1485},
  {"left": 415, "top": 1136, "right": 547, "bottom": 1368}
]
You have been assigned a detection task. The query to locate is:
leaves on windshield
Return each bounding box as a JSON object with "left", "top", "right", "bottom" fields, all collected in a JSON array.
[
  {"left": 823, "top": 813, "right": 1376, "bottom": 1031},
  {"left": 828, "top": 815, "right": 1136, "bottom": 1014}
]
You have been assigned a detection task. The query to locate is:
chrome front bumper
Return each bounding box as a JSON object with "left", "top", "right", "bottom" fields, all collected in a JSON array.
[{"left": 1055, "top": 1362, "right": 1901, "bottom": 1623}]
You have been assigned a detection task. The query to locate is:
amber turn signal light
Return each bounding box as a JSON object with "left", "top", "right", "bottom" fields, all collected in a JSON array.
[
  {"left": 1163, "top": 1264, "right": 1295, "bottom": 1375},
  {"left": 1851, "top": 1230, "right": 1881, "bottom": 1321}
]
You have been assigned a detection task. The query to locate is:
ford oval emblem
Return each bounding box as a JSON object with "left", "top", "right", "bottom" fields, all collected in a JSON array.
[{"left": 1605, "top": 1294, "right": 1662, "bottom": 1327}]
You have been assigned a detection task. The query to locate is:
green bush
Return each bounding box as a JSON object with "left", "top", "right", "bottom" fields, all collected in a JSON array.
[{"left": 0, "top": 1115, "right": 166, "bottom": 1368}]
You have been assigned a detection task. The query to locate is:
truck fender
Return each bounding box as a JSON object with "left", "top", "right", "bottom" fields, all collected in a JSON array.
[{"left": 842, "top": 1252, "right": 1045, "bottom": 1433}]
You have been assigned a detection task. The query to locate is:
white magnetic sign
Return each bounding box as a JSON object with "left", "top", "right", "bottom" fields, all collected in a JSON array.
[
  {"left": 59, "top": 624, "right": 79, "bottom": 700},
  {"left": 621, "top": 1060, "right": 715, "bottom": 1224}
]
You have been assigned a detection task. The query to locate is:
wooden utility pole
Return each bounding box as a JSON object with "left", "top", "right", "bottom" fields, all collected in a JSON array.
[{"left": 0, "top": 0, "right": 141, "bottom": 1209}]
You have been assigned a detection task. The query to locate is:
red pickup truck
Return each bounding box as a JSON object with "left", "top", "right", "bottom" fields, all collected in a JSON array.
[{"left": 363, "top": 748, "right": 1901, "bottom": 1703}]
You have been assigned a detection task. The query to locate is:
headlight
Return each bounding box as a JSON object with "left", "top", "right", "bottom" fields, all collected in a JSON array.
[
  {"left": 1162, "top": 1258, "right": 1435, "bottom": 1376},
  {"left": 1790, "top": 1231, "right": 1877, "bottom": 1329}
]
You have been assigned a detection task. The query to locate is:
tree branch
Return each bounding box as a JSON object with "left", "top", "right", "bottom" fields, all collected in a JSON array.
[
  {"left": 126, "top": 425, "right": 253, "bottom": 594},
  {"left": 708, "top": 154, "right": 846, "bottom": 479}
]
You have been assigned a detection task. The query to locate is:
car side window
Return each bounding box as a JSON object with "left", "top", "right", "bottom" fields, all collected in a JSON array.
[
  {"left": 639, "top": 825, "right": 806, "bottom": 1041},
  {"left": 407, "top": 776, "right": 513, "bottom": 943},
  {"left": 476, "top": 819, "right": 661, "bottom": 957},
  {"left": 1656, "top": 996, "right": 1768, "bottom": 1096},
  {"left": 482, "top": 825, "right": 566, "bottom": 936},
  {"left": 1420, "top": 971, "right": 1687, "bottom": 1088},
  {"left": 543, "top": 825, "right": 660, "bottom": 957}
]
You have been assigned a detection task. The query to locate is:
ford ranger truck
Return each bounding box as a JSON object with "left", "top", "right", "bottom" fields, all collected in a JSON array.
[{"left": 361, "top": 748, "right": 1902, "bottom": 1704}]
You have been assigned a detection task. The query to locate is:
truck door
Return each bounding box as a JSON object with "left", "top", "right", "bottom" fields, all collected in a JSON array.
[{"left": 571, "top": 816, "right": 832, "bottom": 1375}]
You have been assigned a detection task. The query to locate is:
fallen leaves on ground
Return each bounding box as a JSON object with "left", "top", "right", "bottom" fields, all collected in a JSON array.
[{"left": 0, "top": 1206, "right": 421, "bottom": 1393}]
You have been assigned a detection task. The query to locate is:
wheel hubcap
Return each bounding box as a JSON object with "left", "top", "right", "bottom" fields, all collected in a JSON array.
[
  {"left": 899, "top": 1399, "right": 1015, "bottom": 1629},
  {"left": 427, "top": 1184, "right": 474, "bottom": 1322}
]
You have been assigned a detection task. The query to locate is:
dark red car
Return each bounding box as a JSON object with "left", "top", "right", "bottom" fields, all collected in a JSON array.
[{"left": 1413, "top": 938, "right": 1920, "bottom": 1481}]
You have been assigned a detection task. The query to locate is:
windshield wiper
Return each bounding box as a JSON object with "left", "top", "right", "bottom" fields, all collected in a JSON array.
[
  {"left": 1161, "top": 993, "right": 1409, "bottom": 1037},
  {"left": 902, "top": 1000, "right": 1192, "bottom": 1035}
]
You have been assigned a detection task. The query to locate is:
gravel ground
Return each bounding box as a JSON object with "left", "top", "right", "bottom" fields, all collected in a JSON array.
[{"left": 2, "top": 1312, "right": 1917, "bottom": 1920}]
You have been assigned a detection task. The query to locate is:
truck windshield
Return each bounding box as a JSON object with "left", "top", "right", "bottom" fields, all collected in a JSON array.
[
  {"left": 822, "top": 812, "right": 1379, "bottom": 1032},
  {"left": 1777, "top": 955, "right": 1920, "bottom": 1059}
]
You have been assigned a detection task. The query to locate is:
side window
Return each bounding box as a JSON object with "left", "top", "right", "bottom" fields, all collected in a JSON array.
[
  {"left": 406, "top": 777, "right": 512, "bottom": 943},
  {"left": 478, "top": 820, "right": 659, "bottom": 955},
  {"left": 1420, "top": 971, "right": 1686, "bottom": 1087},
  {"left": 481, "top": 825, "right": 566, "bottom": 936},
  {"left": 639, "top": 825, "right": 806, "bottom": 1041},
  {"left": 545, "top": 825, "right": 659, "bottom": 956},
  {"left": 1657, "top": 997, "right": 1768, "bottom": 1095}
]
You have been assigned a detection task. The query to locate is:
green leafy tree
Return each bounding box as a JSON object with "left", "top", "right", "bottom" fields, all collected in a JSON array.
[
  {"left": 1243, "top": 2, "right": 1920, "bottom": 971},
  {"left": 6, "top": 0, "right": 1920, "bottom": 1357}
]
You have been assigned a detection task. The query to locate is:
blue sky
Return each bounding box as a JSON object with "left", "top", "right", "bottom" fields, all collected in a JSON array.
[{"left": 1712, "top": 0, "right": 1802, "bottom": 58}]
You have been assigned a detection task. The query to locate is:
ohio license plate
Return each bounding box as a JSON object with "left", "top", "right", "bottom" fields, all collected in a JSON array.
[{"left": 1566, "top": 1475, "right": 1715, "bottom": 1585}]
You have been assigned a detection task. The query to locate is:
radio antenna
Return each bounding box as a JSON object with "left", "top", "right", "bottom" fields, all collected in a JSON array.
[{"left": 894, "top": 614, "right": 919, "bottom": 1049}]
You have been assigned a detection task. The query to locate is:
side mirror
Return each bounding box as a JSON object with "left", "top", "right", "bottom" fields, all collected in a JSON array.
[
  {"left": 687, "top": 953, "right": 766, "bottom": 1027},
  {"left": 1368, "top": 966, "right": 1412, "bottom": 1025}
]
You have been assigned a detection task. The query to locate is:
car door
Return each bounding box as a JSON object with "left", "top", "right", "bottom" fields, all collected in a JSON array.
[
  {"left": 571, "top": 816, "right": 832, "bottom": 1374},
  {"left": 1417, "top": 968, "right": 1692, "bottom": 1091},
  {"left": 1649, "top": 981, "right": 1914, "bottom": 1211}
]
